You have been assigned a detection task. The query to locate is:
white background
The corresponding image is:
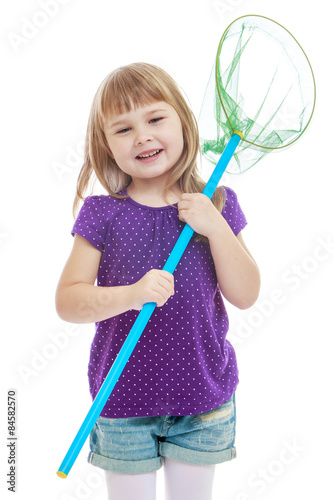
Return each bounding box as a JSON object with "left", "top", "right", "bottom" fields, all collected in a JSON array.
[{"left": 1, "top": 0, "right": 332, "bottom": 499}]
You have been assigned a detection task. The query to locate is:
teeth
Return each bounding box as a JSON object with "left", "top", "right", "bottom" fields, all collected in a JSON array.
[{"left": 137, "top": 149, "right": 160, "bottom": 159}]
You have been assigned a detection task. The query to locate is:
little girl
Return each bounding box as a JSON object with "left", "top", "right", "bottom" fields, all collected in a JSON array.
[{"left": 56, "top": 63, "right": 260, "bottom": 500}]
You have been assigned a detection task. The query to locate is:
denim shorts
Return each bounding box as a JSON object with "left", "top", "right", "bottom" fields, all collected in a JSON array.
[{"left": 88, "top": 393, "right": 236, "bottom": 474}]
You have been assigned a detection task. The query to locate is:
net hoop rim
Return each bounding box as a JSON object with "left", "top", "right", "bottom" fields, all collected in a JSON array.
[{"left": 215, "top": 14, "right": 316, "bottom": 150}]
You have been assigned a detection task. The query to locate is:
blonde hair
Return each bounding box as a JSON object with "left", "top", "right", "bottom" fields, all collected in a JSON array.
[{"left": 73, "top": 63, "right": 224, "bottom": 227}]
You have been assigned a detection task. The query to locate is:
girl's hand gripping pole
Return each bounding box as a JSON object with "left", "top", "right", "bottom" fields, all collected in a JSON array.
[{"left": 56, "top": 131, "right": 242, "bottom": 478}]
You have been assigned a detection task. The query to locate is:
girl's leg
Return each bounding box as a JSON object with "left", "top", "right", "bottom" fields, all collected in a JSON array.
[
  {"left": 105, "top": 470, "right": 157, "bottom": 500},
  {"left": 163, "top": 457, "right": 215, "bottom": 500}
]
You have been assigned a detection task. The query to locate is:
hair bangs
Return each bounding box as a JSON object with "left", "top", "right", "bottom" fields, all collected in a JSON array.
[{"left": 100, "top": 65, "right": 170, "bottom": 121}]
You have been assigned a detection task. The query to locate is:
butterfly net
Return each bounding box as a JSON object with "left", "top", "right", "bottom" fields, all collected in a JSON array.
[{"left": 199, "top": 15, "right": 316, "bottom": 175}]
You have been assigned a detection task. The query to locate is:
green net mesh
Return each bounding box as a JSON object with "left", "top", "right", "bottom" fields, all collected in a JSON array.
[{"left": 199, "top": 15, "right": 316, "bottom": 175}]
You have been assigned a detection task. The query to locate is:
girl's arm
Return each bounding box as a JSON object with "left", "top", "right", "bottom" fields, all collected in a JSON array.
[
  {"left": 208, "top": 222, "right": 260, "bottom": 309},
  {"left": 178, "top": 193, "right": 260, "bottom": 310},
  {"left": 55, "top": 234, "right": 174, "bottom": 324}
]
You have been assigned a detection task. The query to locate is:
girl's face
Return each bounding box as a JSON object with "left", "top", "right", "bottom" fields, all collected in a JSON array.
[{"left": 104, "top": 101, "right": 184, "bottom": 186}]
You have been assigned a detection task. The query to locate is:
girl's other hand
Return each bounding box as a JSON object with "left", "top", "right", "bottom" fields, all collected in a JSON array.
[
  {"left": 178, "top": 193, "right": 222, "bottom": 239},
  {"left": 129, "top": 269, "right": 175, "bottom": 310}
]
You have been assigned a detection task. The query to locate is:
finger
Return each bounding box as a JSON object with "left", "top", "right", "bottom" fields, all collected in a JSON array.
[
  {"left": 178, "top": 200, "right": 192, "bottom": 211},
  {"left": 147, "top": 269, "right": 171, "bottom": 285},
  {"left": 154, "top": 289, "right": 171, "bottom": 307},
  {"left": 180, "top": 192, "right": 194, "bottom": 201},
  {"left": 178, "top": 209, "right": 187, "bottom": 222},
  {"left": 157, "top": 275, "right": 175, "bottom": 298},
  {"left": 148, "top": 270, "right": 174, "bottom": 296},
  {"left": 157, "top": 278, "right": 174, "bottom": 296},
  {"left": 178, "top": 206, "right": 193, "bottom": 219},
  {"left": 159, "top": 271, "right": 174, "bottom": 285}
]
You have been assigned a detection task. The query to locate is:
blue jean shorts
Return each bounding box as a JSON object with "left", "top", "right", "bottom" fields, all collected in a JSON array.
[{"left": 88, "top": 393, "right": 236, "bottom": 474}]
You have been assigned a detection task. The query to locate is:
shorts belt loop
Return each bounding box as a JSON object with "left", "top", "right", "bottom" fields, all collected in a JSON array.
[{"left": 161, "top": 415, "right": 173, "bottom": 437}]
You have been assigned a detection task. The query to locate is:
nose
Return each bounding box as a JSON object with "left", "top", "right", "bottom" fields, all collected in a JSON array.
[{"left": 134, "top": 125, "right": 153, "bottom": 146}]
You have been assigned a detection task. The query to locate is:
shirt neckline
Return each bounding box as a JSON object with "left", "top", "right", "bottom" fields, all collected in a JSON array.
[{"left": 122, "top": 188, "right": 179, "bottom": 211}]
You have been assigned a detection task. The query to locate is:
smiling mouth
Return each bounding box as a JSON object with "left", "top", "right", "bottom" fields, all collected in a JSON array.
[{"left": 136, "top": 149, "right": 162, "bottom": 159}]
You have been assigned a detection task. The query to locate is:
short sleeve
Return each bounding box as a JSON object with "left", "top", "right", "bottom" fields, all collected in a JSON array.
[
  {"left": 71, "top": 196, "right": 106, "bottom": 251},
  {"left": 221, "top": 186, "right": 247, "bottom": 236}
]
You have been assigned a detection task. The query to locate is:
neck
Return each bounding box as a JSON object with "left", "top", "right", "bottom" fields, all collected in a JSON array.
[{"left": 127, "top": 178, "right": 181, "bottom": 207}]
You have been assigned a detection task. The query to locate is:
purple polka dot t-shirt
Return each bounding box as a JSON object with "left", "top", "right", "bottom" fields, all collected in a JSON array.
[{"left": 71, "top": 186, "right": 247, "bottom": 418}]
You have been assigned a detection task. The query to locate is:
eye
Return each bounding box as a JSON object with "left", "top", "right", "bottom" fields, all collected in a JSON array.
[
  {"left": 149, "top": 117, "right": 163, "bottom": 124},
  {"left": 117, "top": 127, "right": 130, "bottom": 134}
]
